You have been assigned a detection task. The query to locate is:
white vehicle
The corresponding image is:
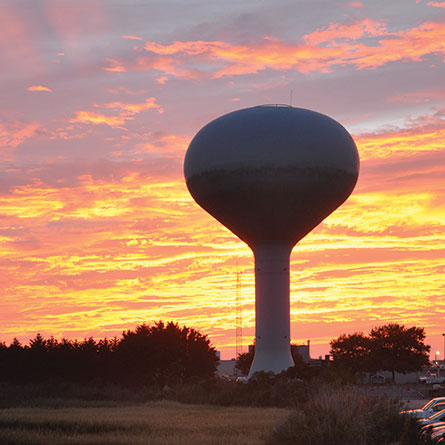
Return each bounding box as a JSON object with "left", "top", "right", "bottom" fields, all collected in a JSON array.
[
  {"left": 402, "top": 397, "right": 445, "bottom": 418},
  {"left": 235, "top": 376, "right": 248, "bottom": 383},
  {"left": 419, "top": 409, "right": 445, "bottom": 427}
]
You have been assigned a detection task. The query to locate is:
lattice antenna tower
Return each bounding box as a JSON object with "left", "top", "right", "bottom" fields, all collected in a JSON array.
[{"left": 235, "top": 269, "right": 243, "bottom": 359}]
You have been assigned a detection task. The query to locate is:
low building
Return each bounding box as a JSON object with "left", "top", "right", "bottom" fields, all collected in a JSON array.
[{"left": 216, "top": 357, "right": 237, "bottom": 378}]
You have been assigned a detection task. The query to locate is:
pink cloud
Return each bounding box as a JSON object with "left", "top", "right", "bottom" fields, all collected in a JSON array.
[
  {"left": 106, "top": 86, "right": 148, "bottom": 96},
  {"left": 387, "top": 88, "right": 445, "bottom": 103},
  {"left": 348, "top": 1, "right": 364, "bottom": 7},
  {"left": 427, "top": 1, "right": 445, "bottom": 8},
  {"left": 103, "top": 58, "right": 127, "bottom": 73},
  {"left": 0, "top": 120, "right": 41, "bottom": 152},
  {"left": 43, "top": 1, "right": 108, "bottom": 47},
  {"left": 0, "top": 4, "right": 41, "bottom": 74},
  {"left": 122, "top": 35, "right": 142, "bottom": 40},
  {"left": 136, "top": 133, "right": 189, "bottom": 157},
  {"left": 302, "top": 19, "right": 389, "bottom": 45}
]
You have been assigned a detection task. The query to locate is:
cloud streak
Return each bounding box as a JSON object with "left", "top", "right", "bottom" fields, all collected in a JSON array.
[{"left": 103, "top": 19, "right": 445, "bottom": 79}]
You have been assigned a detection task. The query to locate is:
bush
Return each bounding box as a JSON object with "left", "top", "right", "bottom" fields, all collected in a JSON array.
[{"left": 266, "top": 385, "right": 422, "bottom": 445}]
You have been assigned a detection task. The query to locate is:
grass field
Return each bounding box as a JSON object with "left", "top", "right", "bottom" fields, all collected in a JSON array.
[{"left": 0, "top": 400, "right": 289, "bottom": 444}]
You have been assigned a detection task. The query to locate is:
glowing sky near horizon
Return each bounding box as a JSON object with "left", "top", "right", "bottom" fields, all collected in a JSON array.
[{"left": 0, "top": 0, "right": 444, "bottom": 360}]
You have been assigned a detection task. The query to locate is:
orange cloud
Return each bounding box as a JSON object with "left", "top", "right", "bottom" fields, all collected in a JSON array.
[
  {"left": 0, "top": 163, "right": 443, "bottom": 358},
  {"left": 95, "top": 97, "right": 163, "bottom": 114},
  {"left": 349, "top": 21, "right": 445, "bottom": 69},
  {"left": 354, "top": 109, "right": 445, "bottom": 159},
  {"left": 104, "top": 19, "right": 445, "bottom": 78},
  {"left": 71, "top": 97, "right": 163, "bottom": 127},
  {"left": 70, "top": 110, "right": 130, "bottom": 127},
  {"left": 0, "top": 120, "right": 41, "bottom": 151},
  {"left": 27, "top": 85, "right": 52, "bottom": 92}
]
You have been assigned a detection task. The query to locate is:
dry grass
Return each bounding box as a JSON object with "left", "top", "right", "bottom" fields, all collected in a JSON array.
[{"left": 0, "top": 400, "right": 289, "bottom": 444}]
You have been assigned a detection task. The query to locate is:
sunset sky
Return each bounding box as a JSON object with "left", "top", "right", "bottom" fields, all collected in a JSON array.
[{"left": 1, "top": 0, "right": 444, "bottom": 360}]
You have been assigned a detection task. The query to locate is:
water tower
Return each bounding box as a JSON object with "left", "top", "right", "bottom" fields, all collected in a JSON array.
[{"left": 184, "top": 105, "right": 359, "bottom": 378}]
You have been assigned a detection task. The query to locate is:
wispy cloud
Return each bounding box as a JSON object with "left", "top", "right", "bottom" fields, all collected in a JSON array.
[
  {"left": 0, "top": 120, "right": 41, "bottom": 150},
  {"left": 387, "top": 88, "right": 445, "bottom": 103}
]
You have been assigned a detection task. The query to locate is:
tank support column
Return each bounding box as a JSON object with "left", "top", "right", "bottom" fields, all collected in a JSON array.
[{"left": 248, "top": 243, "right": 295, "bottom": 378}]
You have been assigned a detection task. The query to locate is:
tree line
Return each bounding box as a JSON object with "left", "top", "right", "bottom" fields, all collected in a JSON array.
[
  {"left": 0, "top": 321, "right": 430, "bottom": 386},
  {"left": 0, "top": 321, "right": 219, "bottom": 386},
  {"left": 235, "top": 323, "right": 430, "bottom": 382}
]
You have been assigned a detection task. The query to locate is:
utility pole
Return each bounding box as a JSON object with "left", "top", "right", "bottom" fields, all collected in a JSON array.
[{"left": 443, "top": 333, "right": 445, "bottom": 359}]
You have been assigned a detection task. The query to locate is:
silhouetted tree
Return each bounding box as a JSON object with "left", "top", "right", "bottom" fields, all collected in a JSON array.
[
  {"left": 235, "top": 350, "right": 254, "bottom": 376},
  {"left": 28, "top": 333, "right": 49, "bottom": 380},
  {"left": 5, "top": 338, "right": 27, "bottom": 382},
  {"left": 368, "top": 323, "right": 430, "bottom": 382},
  {"left": 330, "top": 332, "right": 371, "bottom": 374},
  {"left": 116, "top": 321, "right": 218, "bottom": 385},
  {"left": 330, "top": 324, "right": 430, "bottom": 382}
]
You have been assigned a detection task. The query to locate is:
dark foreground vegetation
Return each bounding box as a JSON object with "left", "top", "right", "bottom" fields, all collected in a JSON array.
[
  {"left": 0, "top": 373, "right": 319, "bottom": 409},
  {"left": 265, "top": 385, "right": 423, "bottom": 445},
  {"left": 0, "top": 379, "right": 426, "bottom": 445},
  {"left": 0, "top": 400, "right": 287, "bottom": 445},
  {"left": 0, "top": 321, "right": 218, "bottom": 386}
]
